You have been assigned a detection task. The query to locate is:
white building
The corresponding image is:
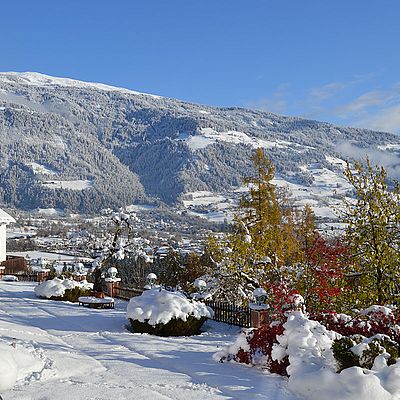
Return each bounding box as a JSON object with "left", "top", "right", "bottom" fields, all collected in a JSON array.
[{"left": 0, "top": 209, "right": 15, "bottom": 262}]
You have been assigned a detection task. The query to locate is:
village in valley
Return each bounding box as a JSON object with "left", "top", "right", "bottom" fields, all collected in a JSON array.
[{"left": 1, "top": 149, "right": 400, "bottom": 399}]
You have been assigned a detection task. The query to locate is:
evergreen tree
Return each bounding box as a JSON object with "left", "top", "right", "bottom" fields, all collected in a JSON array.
[
  {"left": 180, "top": 252, "right": 206, "bottom": 293},
  {"left": 159, "top": 250, "right": 181, "bottom": 289}
]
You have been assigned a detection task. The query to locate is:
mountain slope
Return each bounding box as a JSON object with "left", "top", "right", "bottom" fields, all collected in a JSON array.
[{"left": 0, "top": 72, "right": 399, "bottom": 214}]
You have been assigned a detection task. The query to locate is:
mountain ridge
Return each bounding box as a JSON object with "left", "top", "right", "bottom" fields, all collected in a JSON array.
[{"left": 0, "top": 71, "right": 399, "bottom": 214}]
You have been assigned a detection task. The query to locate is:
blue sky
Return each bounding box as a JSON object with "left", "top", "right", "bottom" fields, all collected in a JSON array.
[{"left": 1, "top": 0, "right": 400, "bottom": 133}]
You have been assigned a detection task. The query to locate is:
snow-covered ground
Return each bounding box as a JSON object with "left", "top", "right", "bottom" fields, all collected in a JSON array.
[
  {"left": 26, "top": 162, "right": 57, "bottom": 176},
  {"left": 0, "top": 72, "right": 162, "bottom": 99},
  {"left": 180, "top": 191, "right": 233, "bottom": 223},
  {"left": 180, "top": 159, "right": 352, "bottom": 227},
  {"left": 7, "top": 251, "right": 93, "bottom": 268},
  {"left": 0, "top": 281, "right": 298, "bottom": 400},
  {"left": 41, "top": 179, "right": 93, "bottom": 190},
  {"left": 184, "top": 127, "right": 311, "bottom": 152}
]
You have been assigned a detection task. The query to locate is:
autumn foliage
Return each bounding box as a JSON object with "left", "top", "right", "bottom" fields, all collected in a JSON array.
[{"left": 234, "top": 322, "right": 289, "bottom": 376}]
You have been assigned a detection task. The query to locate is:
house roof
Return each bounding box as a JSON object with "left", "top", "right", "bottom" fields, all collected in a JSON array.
[{"left": 0, "top": 209, "right": 15, "bottom": 225}]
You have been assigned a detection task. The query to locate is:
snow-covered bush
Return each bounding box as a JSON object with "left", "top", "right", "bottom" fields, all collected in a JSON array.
[
  {"left": 0, "top": 341, "right": 43, "bottom": 392},
  {"left": 332, "top": 335, "right": 398, "bottom": 371},
  {"left": 34, "top": 278, "right": 93, "bottom": 301},
  {"left": 280, "top": 312, "right": 400, "bottom": 400},
  {"left": 217, "top": 309, "right": 400, "bottom": 399},
  {"left": 126, "top": 288, "right": 213, "bottom": 336},
  {"left": 311, "top": 305, "right": 400, "bottom": 344},
  {"left": 215, "top": 322, "right": 289, "bottom": 375}
]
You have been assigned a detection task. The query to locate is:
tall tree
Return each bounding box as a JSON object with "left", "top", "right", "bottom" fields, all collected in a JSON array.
[
  {"left": 343, "top": 159, "right": 400, "bottom": 305},
  {"left": 87, "top": 209, "right": 145, "bottom": 292},
  {"left": 206, "top": 149, "right": 302, "bottom": 303},
  {"left": 159, "top": 249, "right": 181, "bottom": 289},
  {"left": 239, "top": 148, "right": 299, "bottom": 268}
]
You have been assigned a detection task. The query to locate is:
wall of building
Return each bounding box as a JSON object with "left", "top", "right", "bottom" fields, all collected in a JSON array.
[{"left": 0, "top": 224, "right": 6, "bottom": 262}]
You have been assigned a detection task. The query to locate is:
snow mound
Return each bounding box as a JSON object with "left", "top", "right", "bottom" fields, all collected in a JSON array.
[
  {"left": 126, "top": 289, "right": 213, "bottom": 326},
  {"left": 274, "top": 312, "right": 400, "bottom": 400},
  {"left": 0, "top": 341, "right": 44, "bottom": 392},
  {"left": 34, "top": 278, "right": 93, "bottom": 299}
]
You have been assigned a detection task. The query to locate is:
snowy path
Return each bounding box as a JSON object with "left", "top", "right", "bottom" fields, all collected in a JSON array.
[{"left": 0, "top": 281, "right": 298, "bottom": 400}]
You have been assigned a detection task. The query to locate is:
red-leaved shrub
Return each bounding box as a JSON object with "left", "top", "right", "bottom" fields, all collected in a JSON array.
[
  {"left": 234, "top": 322, "right": 289, "bottom": 376},
  {"left": 311, "top": 307, "right": 400, "bottom": 344}
]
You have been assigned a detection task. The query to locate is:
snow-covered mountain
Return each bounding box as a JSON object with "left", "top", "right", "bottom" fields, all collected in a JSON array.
[{"left": 0, "top": 71, "right": 399, "bottom": 214}]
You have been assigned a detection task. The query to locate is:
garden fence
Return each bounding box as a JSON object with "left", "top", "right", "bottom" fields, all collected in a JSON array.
[
  {"left": 109, "top": 285, "right": 143, "bottom": 300},
  {"left": 99, "top": 284, "right": 251, "bottom": 328},
  {"left": 205, "top": 300, "right": 251, "bottom": 328}
]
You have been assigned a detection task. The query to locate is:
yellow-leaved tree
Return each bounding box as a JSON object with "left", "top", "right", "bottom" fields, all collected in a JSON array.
[
  {"left": 205, "top": 148, "right": 303, "bottom": 303},
  {"left": 343, "top": 158, "right": 400, "bottom": 306}
]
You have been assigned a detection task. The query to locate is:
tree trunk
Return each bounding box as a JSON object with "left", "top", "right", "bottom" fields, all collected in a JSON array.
[{"left": 93, "top": 267, "right": 103, "bottom": 292}]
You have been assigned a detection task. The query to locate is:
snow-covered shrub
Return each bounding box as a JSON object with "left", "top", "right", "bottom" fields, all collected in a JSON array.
[
  {"left": 61, "top": 286, "right": 93, "bottom": 302},
  {"left": 216, "top": 322, "right": 289, "bottom": 375},
  {"left": 218, "top": 310, "right": 400, "bottom": 399},
  {"left": 34, "top": 278, "right": 93, "bottom": 301},
  {"left": 126, "top": 288, "right": 213, "bottom": 336},
  {"left": 35, "top": 278, "right": 67, "bottom": 298},
  {"left": 311, "top": 305, "right": 400, "bottom": 344},
  {"left": 281, "top": 312, "right": 400, "bottom": 400},
  {"left": 331, "top": 336, "right": 360, "bottom": 371},
  {"left": 332, "top": 335, "right": 398, "bottom": 371}
]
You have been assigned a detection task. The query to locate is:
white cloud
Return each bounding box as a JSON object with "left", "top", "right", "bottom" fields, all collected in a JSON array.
[
  {"left": 244, "top": 83, "right": 290, "bottom": 114},
  {"left": 245, "top": 77, "right": 400, "bottom": 134},
  {"left": 355, "top": 105, "right": 400, "bottom": 133},
  {"left": 308, "top": 82, "right": 350, "bottom": 101},
  {"left": 336, "top": 141, "right": 400, "bottom": 178},
  {"left": 337, "top": 91, "right": 387, "bottom": 115}
]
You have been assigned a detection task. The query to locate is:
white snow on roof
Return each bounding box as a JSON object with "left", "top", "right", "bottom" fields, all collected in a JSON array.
[
  {"left": 0, "top": 209, "right": 15, "bottom": 225},
  {"left": 0, "top": 72, "right": 162, "bottom": 99}
]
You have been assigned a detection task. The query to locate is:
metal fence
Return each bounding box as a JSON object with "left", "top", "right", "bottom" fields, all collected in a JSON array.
[{"left": 205, "top": 300, "right": 251, "bottom": 328}]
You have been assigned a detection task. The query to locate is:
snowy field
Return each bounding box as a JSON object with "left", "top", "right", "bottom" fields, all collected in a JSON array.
[{"left": 0, "top": 281, "right": 297, "bottom": 400}]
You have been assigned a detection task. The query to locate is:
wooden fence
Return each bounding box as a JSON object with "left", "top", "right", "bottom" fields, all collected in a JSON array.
[
  {"left": 205, "top": 300, "right": 251, "bottom": 328},
  {"left": 100, "top": 282, "right": 143, "bottom": 300},
  {"left": 113, "top": 286, "right": 143, "bottom": 300},
  {"left": 1, "top": 257, "right": 28, "bottom": 274}
]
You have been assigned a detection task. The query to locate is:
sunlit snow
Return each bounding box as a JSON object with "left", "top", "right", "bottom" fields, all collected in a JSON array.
[{"left": 0, "top": 281, "right": 298, "bottom": 400}]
